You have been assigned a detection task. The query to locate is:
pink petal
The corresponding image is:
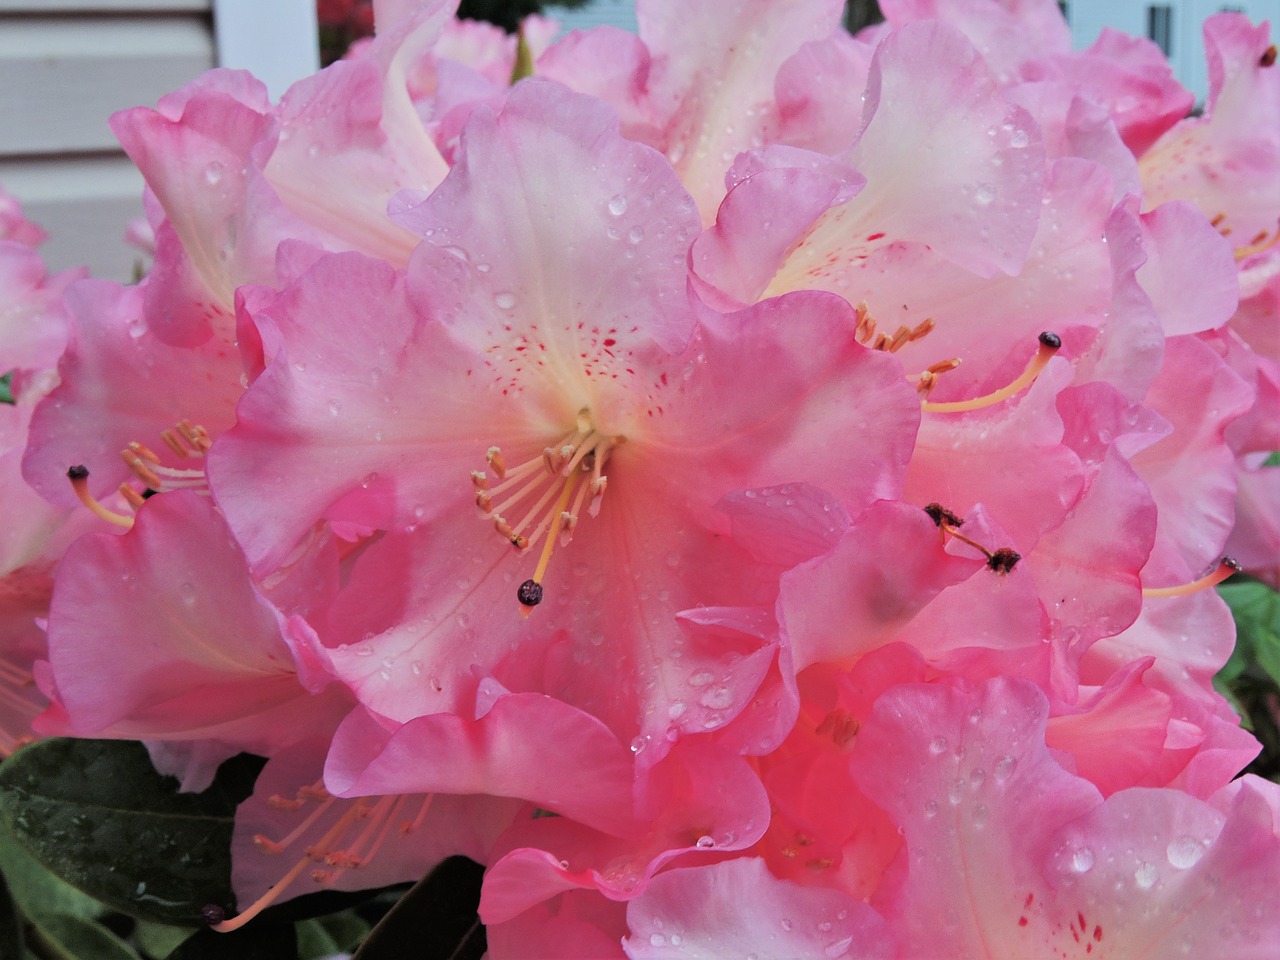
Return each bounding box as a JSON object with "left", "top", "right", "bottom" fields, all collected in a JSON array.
[
  {"left": 622, "top": 858, "right": 894, "bottom": 960},
  {"left": 43, "top": 490, "right": 347, "bottom": 751},
  {"left": 479, "top": 740, "right": 770, "bottom": 922},
  {"left": 263, "top": 3, "right": 453, "bottom": 262},
  {"left": 487, "top": 892, "right": 629, "bottom": 960},
  {"left": 232, "top": 738, "right": 518, "bottom": 908},
  {"left": 849, "top": 677, "right": 1101, "bottom": 958},
  {"left": 1131, "top": 334, "right": 1254, "bottom": 581},
  {"left": 638, "top": 0, "right": 846, "bottom": 223},
  {"left": 1138, "top": 201, "right": 1239, "bottom": 337},
  {"left": 394, "top": 79, "right": 700, "bottom": 354},
  {"left": 324, "top": 693, "right": 640, "bottom": 837},
  {"left": 22, "top": 279, "right": 243, "bottom": 508}
]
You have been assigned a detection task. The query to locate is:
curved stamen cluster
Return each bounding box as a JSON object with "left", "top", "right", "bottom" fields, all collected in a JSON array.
[
  {"left": 470, "top": 408, "right": 621, "bottom": 612},
  {"left": 66, "top": 420, "right": 212, "bottom": 528},
  {"left": 1210, "top": 213, "right": 1280, "bottom": 262},
  {"left": 212, "top": 781, "right": 435, "bottom": 933}
]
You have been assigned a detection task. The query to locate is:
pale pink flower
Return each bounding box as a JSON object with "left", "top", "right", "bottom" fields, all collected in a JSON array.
[{"left": 207, "top": 83, "right": 919, "bottom": 764}]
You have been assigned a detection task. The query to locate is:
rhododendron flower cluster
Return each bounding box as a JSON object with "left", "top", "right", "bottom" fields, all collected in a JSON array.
[{"left": 3, "top": 0, "right": 1279, "bottom": 956}]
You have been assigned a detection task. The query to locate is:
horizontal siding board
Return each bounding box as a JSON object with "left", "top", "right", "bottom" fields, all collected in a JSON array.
[
  {"left": 0, "top": 153, "right": 145, "bottom": 279},
  {"left": 0, "top": 1, "right": 207, "bottom": 10},
  {"left": 0, "top": 15, "right": 213, "bottom": 154}
]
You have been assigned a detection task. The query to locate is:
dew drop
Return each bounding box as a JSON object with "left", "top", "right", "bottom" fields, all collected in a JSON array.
[
  {"left": 781, "top": 918, "right": 793, "bottom": 932},
  {"left": 669, "top": 934, "right": 682, "bottom": 946},
  {"left": 627, "top": 225, "right": 645, "bottom": 244},
  {"left": 695, "top": 835, "right": 715, "bottom": 848},
  {"left": 630, "top": 736, "right": 645, "bottom": 754},
  {"left": 203, "top": 161, "right": 225, "bottom": 185},
  {"left": 649, "top": 933, "right": 665, "bottom": 947},
  {"left": 993, "top": 755, "right": 1017, "bottom": 781},
  {"left": 607, "top": 195, "right": 628, "bottom": 216},
  {"left": 689, "top": 670, "right": 714, "bottom": 687},
  {"left": 179, "top": 583, "right": 197, "bottom": 605},
  {"left": 1072, "top": 847, "right": 1096, "bottom": 873},
  {"left": 1167, "top": 836, "right": 1206, "bottom": 869},
  {"left": 410, "top": 661, "right": 424, "bottom": 676},
  {"left": 929, "top": 736, "right": 948, "bottom": 755},
  {"left": 494, "top": 291, "right": 517, "bottom": 310},
  {"left": 924, "top": 800, "right": 939, "bottom": 818},
  {"left": 1009, "top": 129, "right": 1030, "bottom": 148},
  {"left": 327, "top": 398, "right": 341, "bottom": 416},
  {"left": 1134, "top": 860, "right": 1158, "bottom": 889},
  {"left": 974, "top": 183, "right": 995, "bottom": 205}
]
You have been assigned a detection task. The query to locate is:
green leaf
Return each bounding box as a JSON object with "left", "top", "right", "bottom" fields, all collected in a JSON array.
[
  {"left": 0, "top": 372, "right": 12, "bottom": 405},
  {"left": 27, "top": 912, "right": 141, "bottom": 960},
  {"left": 1219, "top": 579, "right": 1280, "bottom": 685},
  {"left": 296, "top": 912, "right": 369, "bottom": 959},
  {"left": 352, "top": 857, "right": 485, "bottom": 960},
  {"left": 0, "top": 740, "right": 262, "bottom": 927},
  {"left": 134, "top": 920, "right": 196, "bottom": 959},
  {"left": 0, "top": 860, "right": 24, "bottom": 959},
  {"left": 1263, "top": 451, "right": 1280, "bottom": 468},
  {"left": 167, "top": 922, "right": 296, "bottom": 960},
  {"left": 0, "top": 818, "right": 105, "bottom": 921}
]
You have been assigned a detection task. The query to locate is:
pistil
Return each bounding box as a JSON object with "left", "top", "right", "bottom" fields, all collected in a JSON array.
[
  {"left": 471, "top": 408, "right": 620, "bottom": 611},
  {"left": 921, "top": 332, "right": 1061, "bottom": 413},
  {"left": 1142, "top": 557, "right": 1239, "bottom": 598}
]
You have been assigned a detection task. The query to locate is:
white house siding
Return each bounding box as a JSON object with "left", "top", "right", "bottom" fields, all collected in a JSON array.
[
  {"left": 0, "top": 0, "right": 316, "bottom": 281},
  {"left": 0, "top": 1, "right": 214, "bottom": 278}
]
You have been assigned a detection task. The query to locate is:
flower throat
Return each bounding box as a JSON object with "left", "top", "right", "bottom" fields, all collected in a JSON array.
[{"left": 470, "top": 407, "right": 621, "bottom": 614}]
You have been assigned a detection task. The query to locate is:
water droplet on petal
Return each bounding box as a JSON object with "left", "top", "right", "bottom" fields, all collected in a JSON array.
[
  {"left": 607, "top": 195, "right": 628, "bottom": 216},
  {"left": 1134, "top": 861, "right": 1158, "bottom": 889},
  {"left": 494, "top": 291, "right": 517, "bottom": 310},
  {"left": 204, "top": 161, "right": 225, "bottom": 185},
  {"left": 929, "top": 736, "right": 948, "bottom": 755},
  {"left": 1072, "top": 847, "right": 1095, "bottom": 873},
  {"left": 1167, "top": 836, "right": 1206, "bottom": 869},
  {"left": 695, "top": 835, "right": 715, "bottom": 848}
]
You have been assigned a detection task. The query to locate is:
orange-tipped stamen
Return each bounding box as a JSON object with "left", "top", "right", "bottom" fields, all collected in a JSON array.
[
  {"left": 67, "top": 466, "right": 134, "bottom": 528},
  {"left": 1142, "top": 557, "right": 1240, "bottom": 598},
  {"left": 922, "top": 332, "right": 1061, "bottom": 413},
  {"left": 214, "top": 804, "right": 363, "bottom": 933},
  {"left": 473, "top": 410, "right": 621, "bottom": 607},
  {"left": 1235, "top": 226, "right": 1279, "bottom": 262}
]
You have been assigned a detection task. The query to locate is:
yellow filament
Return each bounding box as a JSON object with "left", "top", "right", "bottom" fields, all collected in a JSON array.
[
  {"left": 922, "top": 335, "right": 1059, "bottom": 414},
  {"left": 1142, "top": 558, "right": 1239, "bottom": 599},
  {"left": 69, "top": 472, "right": 134, "bottom": 529}
]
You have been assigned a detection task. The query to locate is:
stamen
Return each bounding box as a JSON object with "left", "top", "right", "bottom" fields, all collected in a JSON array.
[
  {"left": 1234, "top": 224, "right": 1279, "bottom": 262},
  {"left": 1262, "top": 44, "right": 1277, "bottom": 67},
  {"left": 472, "top": 410, "right": 622, "bottom": 608},
  {"left": 67, "top": 466, "right": 134, "bottom": 529},
  {"left": 487, "top": 446, "right": 507, "bottom": 479},
  {"left": 922, "top": 332, "right": 1061, "bottom": 413},
  {"left": 924, "top": 502, "right": 1020, "bottom": 574},
  {"left": 214, "top": 803, "right": 363, "bottom": 933},
  {"left": 1142, "top": 557, "right": 1239, "bottom": 598}
]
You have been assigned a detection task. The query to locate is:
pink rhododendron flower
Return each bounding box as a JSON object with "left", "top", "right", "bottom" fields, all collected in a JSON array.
[
  {"left": 208, "top": 82, "right": 919, "bottom": 761},
  {"left": 7, "top": 0, "right": 1280, "bottom": 951}
]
